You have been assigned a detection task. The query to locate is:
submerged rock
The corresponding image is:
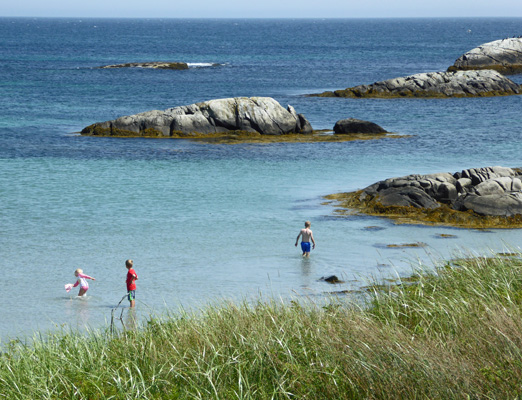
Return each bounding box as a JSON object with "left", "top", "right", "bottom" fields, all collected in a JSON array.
[
  {"left": 333, "top": 118, "right": 388, "bottom": 134},
  {"left": 311, "top": 70, "right": 521, "bottom": 98},
  {"left": 320, "top": 275, "right": 344, "bottom": 284},
  {"left": 328, "top": 167, "right": 522, "bottom": 228},
  {"left": 449, "top": 38, "right": 522, "bottom": 74},
  {"left": 386, "top": 242, "right": 427, "bottom": 248},
  {"left": 81, "top": 97, "right": 313, "bottom": 137},
  {"left": 99, "top": 62, "right": 189, "bottom": 70}
]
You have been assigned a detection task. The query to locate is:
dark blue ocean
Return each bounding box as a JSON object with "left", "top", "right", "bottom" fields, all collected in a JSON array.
[{"left": 1, "top": 17, "right": 522, "bottom": 342}]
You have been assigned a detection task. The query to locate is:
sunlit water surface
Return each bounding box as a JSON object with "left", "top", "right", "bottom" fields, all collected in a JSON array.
[{"left": 1, "top": 17, "right": 522, "bottom": 342}]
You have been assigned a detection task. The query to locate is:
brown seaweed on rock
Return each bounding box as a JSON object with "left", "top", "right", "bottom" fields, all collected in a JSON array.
[{"left": 326, "top": 167, "right": 522, "bottom": 229}]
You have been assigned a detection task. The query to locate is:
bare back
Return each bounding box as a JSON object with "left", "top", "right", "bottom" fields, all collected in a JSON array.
[{"left": 300, "top": 228, "right": 313, "bottom": 242}]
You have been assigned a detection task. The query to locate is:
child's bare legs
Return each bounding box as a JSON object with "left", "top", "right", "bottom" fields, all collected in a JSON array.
[
  {"left": 130, "top": 300, "right": 135, "bottom": 308},
  {"left": 78, "top": 288, "right": 87, "bottom": 296}
]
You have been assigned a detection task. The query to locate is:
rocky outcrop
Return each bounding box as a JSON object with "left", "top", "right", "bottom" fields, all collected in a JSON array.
[
  {"left": 312, "top": 70, "right": 521, "bottom": 98},
  {"left": 449, "top": 38, "right": 522, "bottom": 74},
  {"left": 81, "top": 97, "right": 313, "bottom": 137},
  {"left": 333, "top": 118, "right": 387, "bottom": 134},
  {"left": 359, "top": 167, "right": 522, "bottom": 217},
  {"left": 99, "top": 62, "right": 189, "bottom": 70}
]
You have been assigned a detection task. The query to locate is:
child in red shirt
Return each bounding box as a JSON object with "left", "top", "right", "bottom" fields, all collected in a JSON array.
[{"left": 125, "top": 259, "right": 138, "bottom": 308}]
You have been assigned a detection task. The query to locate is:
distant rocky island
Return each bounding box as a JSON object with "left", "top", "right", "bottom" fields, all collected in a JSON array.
[
  {"left": 312, "top": 37, "right": 522, "bottom": 99},
  {"left": 80, "top": 97, "right": 404, "bottom": 143},
  {"left": 326, "top": 167, "right": 522, "bottom": 228},
  {"left": 448, "top": 37, "right": 522, "bottom": 74},
  {"left": 98, "top": 62, "right": 189, "bottom": 70},
  {"left": 311, "top": 70, "right": 521, "bottom": 98},
  {"left": 81, "top": 97, "right": 312, "bottom": 137}
]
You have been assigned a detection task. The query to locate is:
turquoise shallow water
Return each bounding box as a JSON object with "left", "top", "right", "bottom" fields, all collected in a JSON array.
[{"left": 1, "top": 17, "right": 522, "bottom": 342}]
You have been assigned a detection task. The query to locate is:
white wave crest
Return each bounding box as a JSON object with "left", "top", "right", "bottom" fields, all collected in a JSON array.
[{"left": 187, "top": 62, "right": 224, "bottom": 68}]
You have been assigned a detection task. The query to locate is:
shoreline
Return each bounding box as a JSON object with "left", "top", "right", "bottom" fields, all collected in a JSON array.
[{"left": 2, "top": 254, "right": 522, "bottom": 398}]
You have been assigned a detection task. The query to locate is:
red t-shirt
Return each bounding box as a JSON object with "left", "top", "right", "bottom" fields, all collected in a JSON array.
[{"left": 126, "top": 268, "right": 138, "bottom": 291}]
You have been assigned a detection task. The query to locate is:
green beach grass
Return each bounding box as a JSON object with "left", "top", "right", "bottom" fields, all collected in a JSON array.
[{"left": 2, "top": 254, "right": 522, "bottom": 399}]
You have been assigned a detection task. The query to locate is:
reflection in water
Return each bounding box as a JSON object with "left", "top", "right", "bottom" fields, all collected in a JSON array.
[
  {"left": 65, "top": 295, "right": 91, "bottom": 329},
  {"left": 124, "top": 308, "right": 138, "bottom": 331},
  {"left": 109, "top": 295, "right": 129, "bottom": 334},
  {"left": 108, "top": 295, "right": 143, "bottom": 334},
  {"left": 300, "top": 256, "right": 312, "bottom": 276}
]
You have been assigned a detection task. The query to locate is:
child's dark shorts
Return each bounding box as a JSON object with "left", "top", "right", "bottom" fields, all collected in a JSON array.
[{"left": 128, "top": 290, "right": 136, "bottom": 301}]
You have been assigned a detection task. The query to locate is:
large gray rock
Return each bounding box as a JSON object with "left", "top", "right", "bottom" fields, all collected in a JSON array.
[
  {"left": 81, "top": 97, "right": 313, "bottom": 137},
  {"left": 312, "top": 70, "right": 521, "bottom": 98},
  {"left": 473, "top": 177, "right": 522, "bottom": 196},
  {"left": 454, "top": 166, "right": 515, "bottom": 184},
  {"left": 454, "top": 193, "right": 522, "bottom": 217},
  {"left": 374, "top": 186, "right": 441, "bottom": 209},
  {"left": 333, "top": 118, "right": 388, "bottom": 134},
  {"left": 449, "top": 38, "right": 522, "bottom": 74},
  {"left": 358, "top": 166, "right": 522, "bottom": 217}
]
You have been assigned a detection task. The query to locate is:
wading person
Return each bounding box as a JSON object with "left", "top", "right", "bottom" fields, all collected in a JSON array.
[
  {"left": 125, "top": 259, "right": 138, "bottom": 308},
  {"left": 69, "top": 268, "right": 95, "bottom": 297},
  {"left": 295, "top": 221, "right": 316, "bottom": 257}
]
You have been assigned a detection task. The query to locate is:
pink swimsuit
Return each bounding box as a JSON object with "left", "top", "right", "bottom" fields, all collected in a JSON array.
[{"left": 73, "top": 273, "right": 94, "bottom": 290}]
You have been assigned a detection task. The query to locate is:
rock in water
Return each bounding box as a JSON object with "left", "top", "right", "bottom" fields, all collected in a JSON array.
[
  {"left": 311, "top": 70, "right": 521, "bottom": 98},
  {"left": 357, "top": 166, "right": 522, "bottom": 217},
  {"left": 449, "top": 38, "right": 522, "bottom": 74},
  {"left": 320, "top": 275, "right": 344, "bottom": 284},
  {"left": 99, "top": 62, "right": 189, "bottom": 70},
  {"left": 81, "top": 97, "right": 313, "bottom": 137},
  {"left": 333, "top": 118, "right": 388, "bottom": 134}
]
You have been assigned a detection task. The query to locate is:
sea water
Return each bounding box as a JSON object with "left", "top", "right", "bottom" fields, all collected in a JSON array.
[{"left": 1, "top": 17, "right": 522, "bottom": 342}]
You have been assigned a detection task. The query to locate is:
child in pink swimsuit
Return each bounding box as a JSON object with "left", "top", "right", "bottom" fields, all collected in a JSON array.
[{"left": 71, "top": 268, "right": 95, "bottom": 296}]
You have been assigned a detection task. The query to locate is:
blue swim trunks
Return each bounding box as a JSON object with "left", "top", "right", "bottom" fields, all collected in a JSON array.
[
  {"left": 128, "top": 290, "right": 136, "bottom": 301},
  {"left": 301, "top": 242, "right": 311, "bottom": 253}
]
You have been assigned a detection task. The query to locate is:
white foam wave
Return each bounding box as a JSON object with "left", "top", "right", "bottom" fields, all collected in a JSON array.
[{"left": 187, "top": 62, "right": 224, "bottom": 68}]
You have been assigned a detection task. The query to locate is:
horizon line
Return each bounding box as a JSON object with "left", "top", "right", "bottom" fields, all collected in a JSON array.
[{"left": 2, "top": 15, "right": 522, "bottom": 20}]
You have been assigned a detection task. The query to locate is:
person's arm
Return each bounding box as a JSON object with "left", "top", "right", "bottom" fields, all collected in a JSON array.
[
  {"left": 128, "top": 271, "right": 138, "bottom": 282},
  {"left": 311, "top": 232, "right": 316, "bottom": 249},
  {"left": 295, "top": 231, "right": 302, "bottom": 246},
  {"left": 72, "top": 279, "right": 79, "bottom": 288},
  {"left": 78, "top": 273, "right": 95, "bottom": 281}
]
